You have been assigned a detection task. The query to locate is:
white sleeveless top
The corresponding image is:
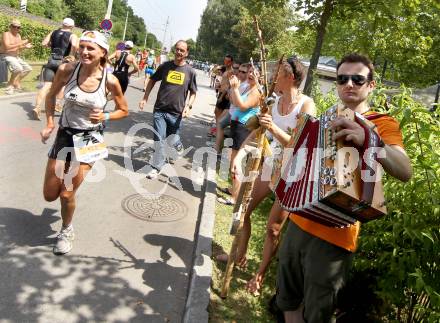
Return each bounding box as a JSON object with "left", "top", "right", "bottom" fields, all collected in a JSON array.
[
  {"left": 60, "top": 63, "right": 108, "bottom": 130},
  {"left": 267, "top": 94, "right": 307, "bottom": 191},
  {"left": 270, "top": 94, "right": 307, "bottom": 144}
]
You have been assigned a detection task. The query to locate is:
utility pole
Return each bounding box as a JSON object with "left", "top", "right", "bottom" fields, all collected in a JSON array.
[
  {"left": 143, "top": 31, "right": 147, "bottom": 49},
  {"left": 162, "top": 16, "right": 169, "bottom": 50},
  {"left": 122, "top": 10, "right": 129, "bottom": 41},
  {"left": 105, "top": 0, "right": 113, "bottom": 19}
]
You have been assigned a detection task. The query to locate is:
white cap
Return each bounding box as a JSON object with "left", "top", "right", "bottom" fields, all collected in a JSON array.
[
  {"left": 62, "top": 18, "right": 75, "bottom": 27},
  {"left": 124, "top": 40, "right": 134, "bottom": 49},
  {"left": 80, "top": 30, "right": 109, "bottom": 52}
]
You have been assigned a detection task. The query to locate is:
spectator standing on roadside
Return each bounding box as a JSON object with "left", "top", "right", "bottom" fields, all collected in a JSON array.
[{"left": 0, "top": 19, "right": 32, "bottom": 95}]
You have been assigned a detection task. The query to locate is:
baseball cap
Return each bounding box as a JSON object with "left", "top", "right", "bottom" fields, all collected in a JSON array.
[
  {"left": 125, "top": 40, "right": 134, "bottom": 49},
  {"left": 10, "top": 19, "right": 21, "bottom": 27},
  {"left": 62, "top": 18, "right": 75, "bottom": 27},
  {"left": 80, "top": 30, "right": 109, "bottom": 52}
]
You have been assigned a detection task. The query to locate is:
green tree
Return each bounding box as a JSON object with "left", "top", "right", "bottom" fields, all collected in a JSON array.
[
  {"left": 196, "top": 0, "right": 242, "bottom": 63},
  {"left": 26, "top": 0, "right": 70, "bottom": 21},
  {"left": 64, "top": 0, "right": 106, "bottom": 30}
]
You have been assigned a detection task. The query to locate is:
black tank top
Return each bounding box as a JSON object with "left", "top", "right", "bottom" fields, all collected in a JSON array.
[
  {"left": 114, "top": 51, "right": 130, "bottom": 74},
  {"left": 50, "top": 28, "right": 72, "bottom": 57}
]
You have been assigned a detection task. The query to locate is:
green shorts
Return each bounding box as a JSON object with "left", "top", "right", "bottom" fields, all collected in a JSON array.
[{"left": 276, "top": 221, "right": 353, "bottom": 322}]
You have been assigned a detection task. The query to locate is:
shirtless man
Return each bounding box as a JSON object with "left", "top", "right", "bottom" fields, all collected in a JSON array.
[{"left": 0, "top": 19, "right": 33, "bottom": 95}]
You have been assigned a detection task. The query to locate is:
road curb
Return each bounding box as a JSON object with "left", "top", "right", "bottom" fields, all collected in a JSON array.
[{"left": 183, "top": 159, "right": 217, "bottom": 323}]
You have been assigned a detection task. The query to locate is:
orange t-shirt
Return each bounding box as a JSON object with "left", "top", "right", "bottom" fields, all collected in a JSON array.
[{"left": 290, "top": 112, "right": 405, "bottom": 252}]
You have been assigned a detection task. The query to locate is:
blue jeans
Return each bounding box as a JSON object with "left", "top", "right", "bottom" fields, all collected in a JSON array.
[{"left": 151, "top": 111, "right": 183, "bottom": 169}]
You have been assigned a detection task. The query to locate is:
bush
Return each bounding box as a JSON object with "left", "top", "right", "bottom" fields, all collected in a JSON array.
[
  {"left": 0, "top": 12, "right": 52, "bottom": 61},
  {"left": 357, "top": 86, "right": 440, "bottom": 322},
  {"left": 309, "top": 78, "right": 440, "bottom": 321}
]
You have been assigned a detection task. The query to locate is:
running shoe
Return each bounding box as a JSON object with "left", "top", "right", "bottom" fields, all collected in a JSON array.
[
  {"left": 53, "top": 226, "right": 74, "bottom": 255},
  {"left": 146, "top": 168, "right": 160, "bottom": 179}
]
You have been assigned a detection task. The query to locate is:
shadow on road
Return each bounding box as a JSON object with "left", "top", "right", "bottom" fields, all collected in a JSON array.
[{"left": 0, "top": 209, "right": 203, "bottom": 322}]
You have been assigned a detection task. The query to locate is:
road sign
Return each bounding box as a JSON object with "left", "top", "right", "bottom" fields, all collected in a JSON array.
[
  {"left": 103, "top": 30, "right": 112, "bottom": 41},
  {"left": 100, "top": 19, "right": 113, "bottom": 31}
]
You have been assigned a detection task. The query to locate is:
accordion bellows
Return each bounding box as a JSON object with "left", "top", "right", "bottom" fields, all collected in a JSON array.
[{"left": 275, "top": 104, "right": 387, "bottom": 228}]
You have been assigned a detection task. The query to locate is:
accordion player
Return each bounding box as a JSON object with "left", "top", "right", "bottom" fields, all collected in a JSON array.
[{"left": 274, "top": 104, "right": 390, "bottom": 228}]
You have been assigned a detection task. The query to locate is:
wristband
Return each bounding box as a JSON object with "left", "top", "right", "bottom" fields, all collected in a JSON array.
[{"left": 104, "top": 112, "right": 110, "bottom": 121}]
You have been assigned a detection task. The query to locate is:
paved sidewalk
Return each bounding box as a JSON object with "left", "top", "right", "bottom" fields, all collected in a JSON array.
[{"left": 0, "top": 70, "right": 217, "bottom": 322}]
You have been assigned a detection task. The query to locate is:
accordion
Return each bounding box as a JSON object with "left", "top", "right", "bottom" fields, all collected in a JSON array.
[{"left": 274, "top": 104, "right": 387, "bottom": 228}]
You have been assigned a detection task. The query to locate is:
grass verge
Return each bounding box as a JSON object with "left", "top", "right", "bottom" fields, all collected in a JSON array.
[
  {"left": 209, "top": 176, "right": 280, "bottom": 322},
  {"left": 0, "top": 62, "right": 44, "bottom": 96}
]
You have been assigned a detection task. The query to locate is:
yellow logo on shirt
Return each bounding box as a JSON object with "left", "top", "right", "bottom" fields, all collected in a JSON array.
[{"left": 166, "top": 71, "right": 185, "bottom": 85}]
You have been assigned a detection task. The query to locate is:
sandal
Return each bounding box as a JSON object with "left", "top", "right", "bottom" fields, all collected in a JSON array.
[{"left": 217, "top": 196, "right": 235, "bottom": 206}]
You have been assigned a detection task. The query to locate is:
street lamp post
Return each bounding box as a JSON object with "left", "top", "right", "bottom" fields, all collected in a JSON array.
[
  {"left": 122, "top": 11, "right": 128, "bottom": 41},
  {"left": 105, "top": 0, "right": 113, "bottom": 19},
  {"left": 143, "top": 29, "right": 147, "bottom": 48}
]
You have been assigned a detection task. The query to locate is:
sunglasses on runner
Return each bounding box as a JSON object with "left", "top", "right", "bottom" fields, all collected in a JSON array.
[
  {"left": 239, "top": 70, "right": 248, "bottom": 74},
  {"left": 11, "top": 25, "right": 21, "bottom": 29},
  {"left": 336, "top": 74, "right": 368, "bottom": 86}
]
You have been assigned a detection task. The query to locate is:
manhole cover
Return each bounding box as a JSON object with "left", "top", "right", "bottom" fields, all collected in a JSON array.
[{"left": 122, "top": 194, "right": 188, "bottom": 222}]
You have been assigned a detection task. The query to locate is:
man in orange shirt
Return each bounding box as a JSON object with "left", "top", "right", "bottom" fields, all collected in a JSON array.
[{"left": 276, "top": 53, "right": 412, "bottom": 323}]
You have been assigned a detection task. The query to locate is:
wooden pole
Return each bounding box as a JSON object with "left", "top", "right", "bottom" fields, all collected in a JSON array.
[{"left": 220, "top": 16, "right": 284, "bottom": 298}]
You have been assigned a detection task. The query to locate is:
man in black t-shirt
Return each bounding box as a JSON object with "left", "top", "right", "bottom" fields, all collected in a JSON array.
[{"left": 139, "top": 40, "right": 197, "bottom": 179}]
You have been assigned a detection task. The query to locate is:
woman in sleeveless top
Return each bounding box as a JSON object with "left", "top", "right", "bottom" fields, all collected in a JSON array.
[
  {"left": 218, "top": 65, "right": 261, "bottom": 206},
  {"left": 218, "top": 58, "right": 316, "bottom": 295},
  {"left": 40, "top": 31, "right": 128, "bottom": 255}
]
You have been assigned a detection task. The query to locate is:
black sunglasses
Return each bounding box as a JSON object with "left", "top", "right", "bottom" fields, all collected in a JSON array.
[
  {"left": 238, "top": 70, "right": 247, "bottom": 74},
  {"left": 336, "top": 74, "right": 368, "bottom": 86},
  {"left": 11, "top": 25, "right": 21, "bottom": 29}
]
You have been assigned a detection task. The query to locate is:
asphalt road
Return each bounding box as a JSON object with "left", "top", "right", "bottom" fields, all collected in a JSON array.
[{"left": 0, "top": 70, "right": 216, "bottom": 322}]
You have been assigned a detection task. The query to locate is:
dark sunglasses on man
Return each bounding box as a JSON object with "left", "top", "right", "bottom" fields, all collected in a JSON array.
[
  {"left": 336, "top": 74, "right": 368, "bottom": 86},
  {"left": 11, "top": 25, "right": 21, "bottom": 29},
  {"left": 238, "top": 70, "right": 247, "bottom": 74}
]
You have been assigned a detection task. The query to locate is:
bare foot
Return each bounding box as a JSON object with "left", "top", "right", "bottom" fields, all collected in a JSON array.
[
  {"left": 246, "top": 272, "right": 264, "bottom": 296},
  {"left": 236, "top": 256, "right": 247, "bottom": 270}
]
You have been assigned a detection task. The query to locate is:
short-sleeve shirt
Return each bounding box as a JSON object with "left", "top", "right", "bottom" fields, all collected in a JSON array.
[
  {"left": 151, "top": 61, "right": 197, "bottom": 115},
  {"left": 289, "top": 112, "right": 405, "bottom": 252}
]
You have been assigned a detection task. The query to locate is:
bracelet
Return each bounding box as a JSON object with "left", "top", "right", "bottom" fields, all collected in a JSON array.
[{"left": 104, "top": 112, "right": 110, "bottom": 121}]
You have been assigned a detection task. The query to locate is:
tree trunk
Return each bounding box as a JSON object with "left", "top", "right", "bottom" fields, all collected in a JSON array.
[{"left": 303, "top": 0, "right": 335, "bottom": 96}]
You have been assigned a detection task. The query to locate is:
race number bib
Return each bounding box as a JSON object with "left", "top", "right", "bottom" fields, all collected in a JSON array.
[{"left": 73, "top": 130, "right": 108, "bottom": 163}]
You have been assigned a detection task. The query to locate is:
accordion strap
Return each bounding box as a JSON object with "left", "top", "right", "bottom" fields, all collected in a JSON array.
[{"left": 355, "top": 115, "right": 382, "bottom": 210}]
